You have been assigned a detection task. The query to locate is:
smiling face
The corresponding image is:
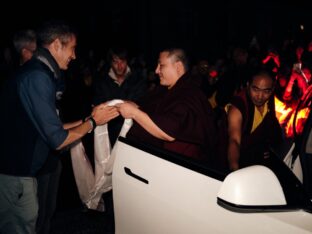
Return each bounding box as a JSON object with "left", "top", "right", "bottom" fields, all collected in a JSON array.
[
  {"left": 155, "top": 51, "right": 182, "bottom": 89},
  {"left": 53, "top": 34, "right": 77, "bottom": 70},
  {"left": 248, "top": 73, "right": 274, "bottom": 107}
]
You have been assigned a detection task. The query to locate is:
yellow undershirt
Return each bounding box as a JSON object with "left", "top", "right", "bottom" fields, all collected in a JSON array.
[{"left": 251, "top": 102, "right": 269, "bottom": 133}]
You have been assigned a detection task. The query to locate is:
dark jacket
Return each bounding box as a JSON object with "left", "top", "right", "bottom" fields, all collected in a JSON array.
[
  {"left": 0, "top": 48, "right": 67, "bottom": 176},
  {"left": 93, "top": 68, "right": 147, "bottom": 145}
]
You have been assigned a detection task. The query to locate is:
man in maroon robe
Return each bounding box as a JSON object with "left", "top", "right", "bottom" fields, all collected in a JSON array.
[
  {"left": 117, "top": 48, "right": 216, "bottom": 162},
  {"left": 227, "top": 70, "right": 283, "bottom": 171}
]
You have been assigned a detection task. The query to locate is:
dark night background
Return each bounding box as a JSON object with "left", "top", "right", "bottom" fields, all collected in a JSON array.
[
  {"left": 1, "top": 0, "right": 311, "bottom": 67},
  {"left": 0, "top": 1, "right": 311, "bottom": 232},
  {"left": 0, "top": 0, "right": 312, "bottom": 66}
]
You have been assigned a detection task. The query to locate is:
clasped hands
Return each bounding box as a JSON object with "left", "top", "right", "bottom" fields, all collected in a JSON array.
[{"left": 90, "top": 101, "right": 139, "bottom": 126}]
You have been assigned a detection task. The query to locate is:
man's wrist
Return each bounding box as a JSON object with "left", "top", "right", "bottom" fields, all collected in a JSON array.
[
  {"left": 83, "top": 116, "right": 96, "bottom": 133},
  {"left": 88, "top": 117, "right": 96, "bottom": 133}
]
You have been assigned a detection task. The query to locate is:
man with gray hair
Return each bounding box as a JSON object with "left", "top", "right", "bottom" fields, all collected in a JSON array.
[{"left": 13, "top": 29, "right": 37, "bottom": 65}]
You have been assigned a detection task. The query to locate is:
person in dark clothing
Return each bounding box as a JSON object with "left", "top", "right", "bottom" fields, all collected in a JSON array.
[
  {"left": 215, "top": 47, "right": 254, "bottom": 107},
  {"left": 227, "top": 70, "right": 283, "bottom": 171},
  {"left": 93, "top": 47, "right": 148, "bottom": 146},
  {"left": 13, "top": 27, "right": 60, "bottom": 234},
  {"left": 0, "top": 20, "right": 119, "bottom": 234},
  {"left": 117, "top": 48, "right": 216, "bottom": 161}
]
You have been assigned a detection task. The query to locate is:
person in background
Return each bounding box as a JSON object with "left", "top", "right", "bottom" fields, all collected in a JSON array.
[
  {"left": 117, "top": 48, "right": 216, "bottom": 162},
  {"left": 0, "top": 30, "right": 36, "bottom": 87},
  {"left": 13, "top": 29, "right": 37, "bottom": 66},
  {"left": 93, "top": 46, "right": 147, "bottom": 146},
  {"left": 283, "top": 64, "right": 311, "bottom": 104},
  {"left": 0, "top": 20, "right": 119, "bottom": 234},
  {"left": 227, "top": 70, "right": 283, "bottom": 171}
]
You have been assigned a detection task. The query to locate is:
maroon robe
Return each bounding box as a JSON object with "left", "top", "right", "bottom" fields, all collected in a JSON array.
[
  {"left": 230, "top": 89, "right": 283, "bottom": 168},
  {"left": 127, "top": 73, "right": 216, "bottom": 161}
]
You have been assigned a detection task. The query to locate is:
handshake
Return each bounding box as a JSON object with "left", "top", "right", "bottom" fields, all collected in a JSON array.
[
  {"left": 91, "top": 99, "right": 139, "bottom": 126},
  {"left": 90, "top": 99, "right": 123, "bottom": 126}
]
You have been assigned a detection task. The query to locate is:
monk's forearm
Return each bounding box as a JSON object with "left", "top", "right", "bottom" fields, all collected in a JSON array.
[{"left": 133, "top": 109, "right": 175, "bottom": 141}]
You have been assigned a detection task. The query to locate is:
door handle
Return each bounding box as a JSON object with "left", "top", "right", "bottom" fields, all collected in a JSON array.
[{"left": 124, "top": 167, "right": 149, "bottom": 184}]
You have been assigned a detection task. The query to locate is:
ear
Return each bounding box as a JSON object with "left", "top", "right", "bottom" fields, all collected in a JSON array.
[
  {"left": 271, "top": 82, "right": 276, "bottom": 91},
  {"left": 175, "top": 61, "right": 184, "bottom": 75},
  {"left": 52, "top": 38, "right": 62, "bottom": 52},
  {"left": 21, "top": 48, "right": 32, "bottom": 61},
  {"left": 21, "top": 48, "right": 28, "bottom": 57}
]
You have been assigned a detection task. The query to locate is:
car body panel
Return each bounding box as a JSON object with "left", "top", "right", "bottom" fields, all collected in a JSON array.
[{"left": 113, "top": 139, "right": 312, "bottom": 234}]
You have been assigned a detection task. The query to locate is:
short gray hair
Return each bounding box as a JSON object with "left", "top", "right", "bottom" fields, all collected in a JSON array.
[{"left": 13, "top": 29, "right": 36, "bottom": 53}]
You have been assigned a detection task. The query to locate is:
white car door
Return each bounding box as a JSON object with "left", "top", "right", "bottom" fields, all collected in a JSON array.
[{"left": 113, "top": 138, "right": 312, "bottom": 234}]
